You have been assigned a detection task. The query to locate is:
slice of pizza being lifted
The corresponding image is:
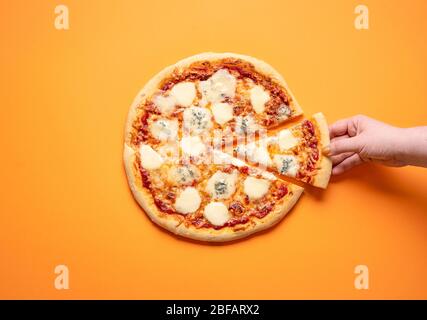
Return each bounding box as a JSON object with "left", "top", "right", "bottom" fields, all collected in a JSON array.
[{"left": 234, "top": 112, "right": 332, "bottom": 188}]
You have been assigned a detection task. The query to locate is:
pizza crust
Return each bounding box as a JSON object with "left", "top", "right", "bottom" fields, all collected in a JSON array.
[{"left": 312, "top": 112, "right": 332, "bottom": 189}]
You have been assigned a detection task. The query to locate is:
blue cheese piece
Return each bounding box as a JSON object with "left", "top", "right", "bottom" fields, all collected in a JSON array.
[
  {"left": 149, "top": 118, "right": 178, "bottom": 142},
  {"left": 235, "top": 115, "right": 259, "bottom": 135},
  {"left": 167, "top": 164, "right": 200, "bottom": 186},
  {"left": 273, "top": 154, "right": 299, "bottom": 177},
  {"left": 198, "top": 69, "right": 236, "bottom": 104},
  {"left": 183, "top": 106, "right": 213, "bottom": 135},
  {"left": 205, "top": 170, "right": 238, "bottom": 200}
]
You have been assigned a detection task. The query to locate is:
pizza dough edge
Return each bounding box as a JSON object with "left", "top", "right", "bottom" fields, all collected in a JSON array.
[{"left": 312, "top": 112, "right": 332, "bottom": 189}]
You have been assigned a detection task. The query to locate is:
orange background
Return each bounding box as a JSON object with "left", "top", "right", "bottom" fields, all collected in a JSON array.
[{"left": 1, "top": 0, "right": 427, "bottom": 299}]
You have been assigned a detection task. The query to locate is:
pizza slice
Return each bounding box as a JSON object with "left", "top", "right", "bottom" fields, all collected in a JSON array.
[
  {"left": 123, "top": 142, "right": 303, "bottom": 242},
  {"left": 234, "top": 113, "right": 332, "bottom": 188}
]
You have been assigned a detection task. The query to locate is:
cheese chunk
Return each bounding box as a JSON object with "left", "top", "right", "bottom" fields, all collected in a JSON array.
[
  {"left": 277, "top": 103, "right": 292, "bottom": 120},
  {"left": 251, "top": 145, "right": 272, "bottom": 167},
  {"left": 180, "top": 136, "right": 206, "bottom": 158},
  {"left": 153, "top": 95, "right": 176, "bottom": 115},
  {"left": 250, "top": 85, "right": 270, "bottom": 114},
  {"left": 139, "top": 144, "right": 164, "bottom": 170},
  {"left": 149, "top": 119, "right": 178, "bottom": 142},
  {"left": 199, "top": 69, "right": 236, "bottom": 103},
  {"left": 167, "top": 164, "right": 200, "bottom": 186},
  {"left": 235, "top": 115, "right": 259, "bottom": 135},
  {"left": 206, "top": 170, "right": 238, "bottom": 200},
  {"left": 236, "top": 144, "right": 272, "bottom": 167},
  {"left": 273, "top": 155, "right": 299, "bottom": 177},
  {"left": 211, "top": 102, "right": 233, "bottom": 125},
  {"left": 157, "top": 143, "right": 179, "bottom": 160},
  {"left": 203, "top": 202, "right": 230, "bottom": 226},
  {"left": 174, "top": 187, "right": 201, "bottom": 214},
  {"left": 278, "top": 129, "right": 299, "bottom": 151},
  {"left": 170, "top": 82, "right": 196, "bottom": 107},
  {"left": 243, "top": 177, "right": 270, "bottom": 200},
  {"left": 183, "top": 106, "right": 212, "bottom": 134}
]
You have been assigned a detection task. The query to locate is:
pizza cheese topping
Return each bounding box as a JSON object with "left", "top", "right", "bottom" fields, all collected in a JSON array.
[
  {"left": 198, "top": 69, "right": 237, "bottom": 104},
  {"left": 139, "top": 144, "right": 164, "bottom": 170},
  {"left": 203, "top": 202, "right": 231, "bottom": 227},
  {"left": 130, "top": 57, "right": 301, "bottom": 149},
  {"left": 274, "top": 155, "right": 300, "bottom": 177},
  {"left": 249, "top": 85, "right": 270, "bottom": 114},
  {"left": 136, "top": 154, "right": 294, "bottom": 230},
  {"left": 174, "top": 187, "right": 201, "bottom": 214},
  {"left": 267, "top": 119, "right": 320, "bottom": 183}
]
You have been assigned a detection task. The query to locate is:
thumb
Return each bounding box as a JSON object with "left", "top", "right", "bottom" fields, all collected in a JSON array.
[{"left": 329, "top": 136, "right": 362, "bottom": 156}]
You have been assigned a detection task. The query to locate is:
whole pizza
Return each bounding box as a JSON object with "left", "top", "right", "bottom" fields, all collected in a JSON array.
[{"left": 124, "top": 52, "right": 332, "bottom": 242}]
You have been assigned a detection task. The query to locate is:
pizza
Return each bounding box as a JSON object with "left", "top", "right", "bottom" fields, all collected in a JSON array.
[
  {"left": 124, "top": 52, "right": 331, "bottom": 242},
  {"left": 235, "top": 113, "right": 332, "bottom": 188}
]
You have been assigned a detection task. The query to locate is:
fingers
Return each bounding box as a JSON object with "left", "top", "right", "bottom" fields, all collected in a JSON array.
[
  {"left": 329, "top": 118, "right": 352, "bottom": 139},
  {"left": 323, "top": 134, "right": 349, "bottom": 156},
  {"left": 330, "top": 152, "right": 354, "bottom": 165},
  {"left": 329, "top": 136, "right": 361, "bottom": 156},
  {"left": 332, "top": 153, "right": 363, "bottom": 175}
]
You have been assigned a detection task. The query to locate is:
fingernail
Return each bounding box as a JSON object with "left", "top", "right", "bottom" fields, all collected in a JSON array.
[{"left": 322, "top": 146, "right": 331, "bottom": 156}]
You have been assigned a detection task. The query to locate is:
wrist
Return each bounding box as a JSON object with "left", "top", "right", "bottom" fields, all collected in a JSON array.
[{"left": 396, "top": 127, "right": 427, "bottom": 167}]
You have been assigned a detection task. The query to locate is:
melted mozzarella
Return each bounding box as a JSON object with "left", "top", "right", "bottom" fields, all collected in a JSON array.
[
  {"left": 211, "top": 102, "right": 233, "bottom": 125},
  {"left": 237, "top": 144, "right": 272, "bottom": 167},
  {"left": 273, "top": 154, "right": 299, "bottom": 177},
  {"left": 174, "top": 187, "right": 201, "bottom": 214},
  {"left": 278, "top": 129, "right": 299, "bottom": 151},
  {"left": 235, "top": 115, "right": 259, "bottom": 135},
  {"left": 149, "top": 119, "right": 178, "bottom": 142},
  {"left": 183, "top": 106, "right": 212, "bottom": 134},
  {"left": 180, "top": 136, "right": 206, "bottom": 157},
  {"left": 198, "top": 69, "right": 236, "bottom": 104},
  {"left": 157, "top": 143, "right": 179, "bottom": 161},
  {"left": 250, "top": 85, "right": 270, "bottom": 114},
  {"left": 167, "top": 164, "right": 200, "bottom": 186},
  {"left": 203, "top": 202, "right": 230, "bottom": 226},
  {"left": 170, "top": 82, "right": 196, "bottom": 107},
  {"left": 243, "top": 177, "right": 270, "bottom": 200},
  {"left": 205, "top": 170, "right": 238, "bottom": 200},
  {"left": 153, "top": 95, "right": 176, "bottom": 115},
  {"left": 139, "top": 144, "right": 164, "bottom": 170}
]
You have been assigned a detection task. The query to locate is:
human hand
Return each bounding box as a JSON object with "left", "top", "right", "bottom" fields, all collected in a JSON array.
[{"left": 326, "top": 115, "right": 424, "bottom": 175}]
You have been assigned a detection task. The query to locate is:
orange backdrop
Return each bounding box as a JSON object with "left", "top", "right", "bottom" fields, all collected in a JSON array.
[{"left": 1, "top": 0, "right": 427, "bottom": 299}]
